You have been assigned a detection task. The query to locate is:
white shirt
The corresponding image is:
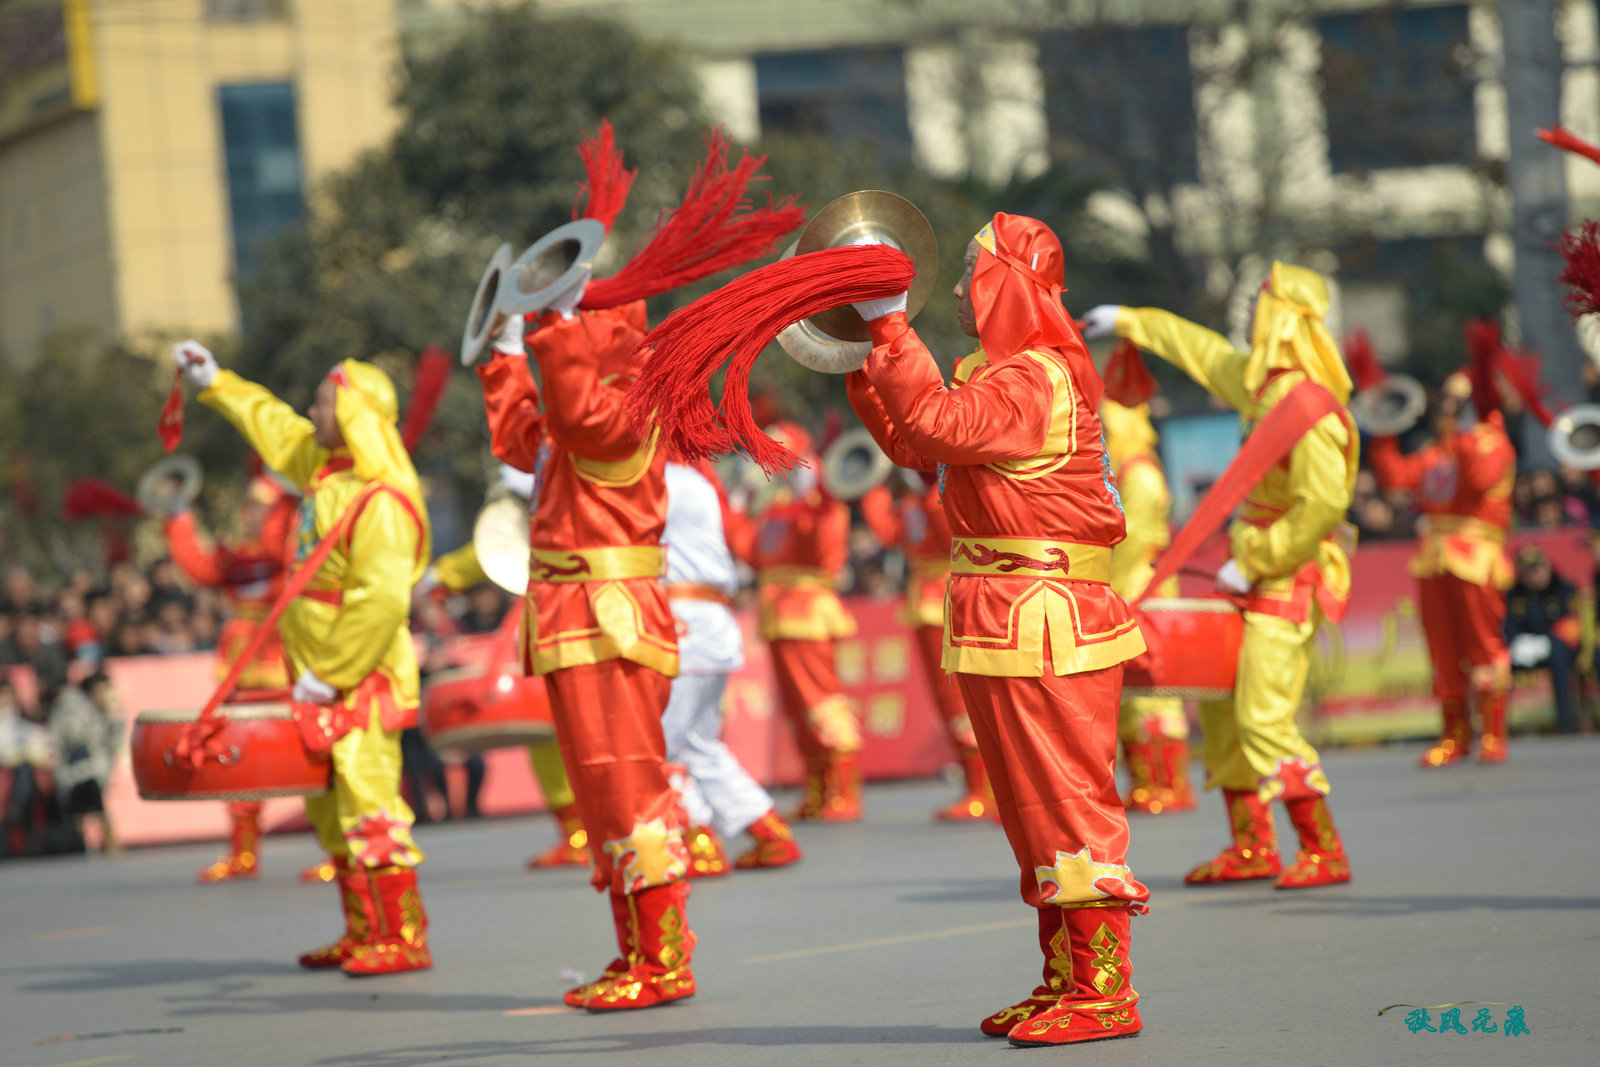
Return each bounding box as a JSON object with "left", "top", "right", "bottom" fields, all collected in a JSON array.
[{"left": 663, "top": 463, "right": 744, "bottom": 674}]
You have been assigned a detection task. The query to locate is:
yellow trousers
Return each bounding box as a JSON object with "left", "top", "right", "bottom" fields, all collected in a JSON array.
[
  {"left": 528, "top": 736, "right": 575, "bottom": 809},
  {"left": 306, "top": 701, "right": 423, "bottom": 868},
  {"left": 1117, "top": 695, "right": 1189, "bottom": 743},
  {"left": 1197, "top": 609, "right": 1329, "bottom": 798}
]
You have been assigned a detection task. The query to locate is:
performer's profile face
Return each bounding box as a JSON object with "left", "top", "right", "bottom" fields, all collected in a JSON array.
[
  {"left": 954, "top": 239, "right": 980, "bottom": 338},
  {"left": 309, "top": 378, "right": 345, "bottom": 450}
]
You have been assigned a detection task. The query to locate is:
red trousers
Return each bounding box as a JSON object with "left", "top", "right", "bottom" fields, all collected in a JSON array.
[
  {"left": 956, "top": 665, "right": 1145, "bottom": 908},
  {"left": 1417, "top": 573, "right": 1508, "bottom": 700},
  {"left": 544, "top": 660, "right": 681, "bottom": 894},
  {"left": 769, "top": 638, "right": 861, "bottom": 755},
  {"left": 915, "top": 625, "right": 976, "bottom": 750}
]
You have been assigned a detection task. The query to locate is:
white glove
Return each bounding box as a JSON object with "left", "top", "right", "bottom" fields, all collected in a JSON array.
[
  {"left": 1508, "top": 633, "right": 1551, "bottom": 669},
  {"left": 491, "top": 311, "right": 527, "bottom": 357},
  {"left": 849, "top": 236, "right": 910, "bottom": 322},
  {"left": 172, "top": 339, "right": 219, "bottom": 389},
  {"left": 292, "top": 669, "right": 338, "bottom": 706},
  {"left": 1078, "top": 304, "right": 1122, "bottom": 340},
  {"left": 498, "top": 462, "right": 536, "bottom": 500},
  {"left": 1215, "top": 558, "right": 1252, "bottom": 594},
  {"left": 548, "top": 267, "right": 592, "bottom": 320}
]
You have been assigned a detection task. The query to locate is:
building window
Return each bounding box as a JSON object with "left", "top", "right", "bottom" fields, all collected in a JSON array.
[
  {"left": 218, "top": 82, "right": 304, "bottom": 280},
  {"left": 1038, "top": 23, "right": 1199, "bottom": 187},
  {"left": 1318, "top": 4, "right": 1475, "bottom": 172},
  {"left": 754, "top": 47, "right": 911, "bottom": 154},
  {"left": 206, "top": 0, "right": 288, "bottom": 21}
]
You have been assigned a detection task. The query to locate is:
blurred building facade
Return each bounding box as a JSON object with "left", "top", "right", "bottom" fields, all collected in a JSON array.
[{"left": 0, "top": 0, "right": 401, "bottom": 365}]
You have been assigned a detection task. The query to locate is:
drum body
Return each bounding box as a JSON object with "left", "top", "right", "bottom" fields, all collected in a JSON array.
[
  {"left": 1123, "top": 597, "right": 1243, "bottom": 700},
  {"left": 422, "top": 665, "right": 555, "bottom": 755},
  {"left": 132, "top": 702, "right": 331, "bottom": 800}
]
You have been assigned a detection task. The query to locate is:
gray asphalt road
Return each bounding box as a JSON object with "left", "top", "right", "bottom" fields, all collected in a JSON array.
[{"left": 3, "top": 737, "right": 1596, "bottom": 1067}]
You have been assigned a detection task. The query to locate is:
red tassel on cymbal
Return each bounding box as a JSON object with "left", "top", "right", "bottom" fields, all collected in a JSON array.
[
  {"left": 1462, "top": 319, "right": 1505, "bottom": 421},
  {"left": 582, "top": 128, "right": 806, "bottom": 311},
  {"left": 62, "top": 478, "right": 143, "bottom": 521},
  {"left": 1102, "top": 339, "right": 1158, "bottom": 407},
  {"left": 626, "top": 244, "right": 915, "bottom": 474},
  {"left": 400, "top": 345, "right": 453, "bottom": 455},
  {"left": 1498, "top": 345, "right": 1557, "bottom": 429},
  {"left": 1557, "top": 220, "right": 1600, "bottom": 322},
  {"left": 1537, "top": 125, "right": 1600, "bottom": 167},
  {"left": 572, "top": 119, "right": 637, "bottom": 233},
  {"left": 158, "top": 369, "right": 186, "bottom": 451},
  {"left": 1342, "top": 329, "right": 1385, "bottom": 392}
]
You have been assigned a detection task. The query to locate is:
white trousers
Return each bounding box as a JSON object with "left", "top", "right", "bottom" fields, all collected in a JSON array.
[{"left": 661, "top": 672, "right": 773, "bottom": 838}]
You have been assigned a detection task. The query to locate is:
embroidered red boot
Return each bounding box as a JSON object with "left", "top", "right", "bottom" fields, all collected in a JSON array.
[
  {"left": 1007, "top": 904, "right": 1141, "bottom": 1047},
  {"left": 198, "top": 803, "right": 262, "bottom": 883},
  {"left": 1156, "top": 736, "right": 1197, "bottom": 812},
  {"left": 564, "top": 892, "right": 635, "bottom": 1007},
  {"left": 297, "top": 858, "right": 374, "bottom": 968},
  {"left": 527, "top": 803, "right": 591, "bottom": 869},
  {"left": 1183, "top": 789, "right": 1281, "bottom": 884},
  {"left": 684, "top": 825, "right": 730, "bottom": 878},
  {"left": 1419, "top": 697, "right": 1472, "bottom": 768},
  {"left": 979, "top": 908, "right": 1074, "bottom": 1036},
  {"left": 341, "top": 866, "right": 432, "bottom": 975},
  {"left": 1275, "top": 795, "right": 1351, "bottom": 889},
  {"left": 582, "top": 882, "right": 696, "bottom": 1011},
  {"left": 789, "top": 754, "right": 827, "bottom": 821},
  {"left": 1120, "top": 738, "right": 1162, "bottom": 814},
  {"left": 817, "top": 750, "right": 863, "bottom": 822},
  {"left": 935, "top": 747, "right": 998, "bottom": 821},
  {"left": 1477, "top": 689, "right": 1509, "bottom": 765},
  {"left": 733, "top": 809, "right": 803, "bottom": 869}
]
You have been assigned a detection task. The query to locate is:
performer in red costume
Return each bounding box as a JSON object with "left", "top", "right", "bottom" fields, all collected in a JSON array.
[
  {"left": 166, "top": 473, "right": 297, "bottom": 882},
  {"left": 724, "top": 426, "right": 864, "bottom": 822},
  {"left": 846, "top": 215, "right": 1149, "bottom": 1047},
  {"left": 1367, "top": 328, "right": 1515, "bottom": 766},
  {"left": 861, "top": 476, "right": 995, "bottom": 821}
]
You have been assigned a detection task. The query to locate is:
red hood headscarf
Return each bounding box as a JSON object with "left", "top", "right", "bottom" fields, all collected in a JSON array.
[{"left": 971, "top": 213, "right": 1102, "bottom": 408}]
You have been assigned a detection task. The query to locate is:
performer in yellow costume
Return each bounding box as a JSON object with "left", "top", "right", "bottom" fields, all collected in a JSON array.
[
  {"left": 174, "top": 339, "right": 435, "bottom": 973},
  {"left": 1101, "top": 397, "right": 1195, "bottom": 815},
  {"left": 426, "top": 539, "right": 588, "bottom": 867},
  {"left": 1084, "top": 262, "right": 1354, "bottom": 890}
]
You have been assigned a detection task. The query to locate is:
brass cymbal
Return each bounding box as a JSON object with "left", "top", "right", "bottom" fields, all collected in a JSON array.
[{"left": 794, "top": 190, "right": 938, "bottom": 343}]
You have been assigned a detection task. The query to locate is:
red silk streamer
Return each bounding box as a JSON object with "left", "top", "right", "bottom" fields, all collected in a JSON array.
[
  {"left": 158, "top": 368, "right": 185, "bottom": 451},
  {"left": 625, "top": 243, "right": 916, "bottom": 474},
  {"left": 171, "top": 484, "right": 379, "bottom": 765},
  {"left": 1138, "top": 380, "right": 1344, "bottom": 602},
  {"left": 1102, "top": 339, "right": 1159, "bottom": 407},
  {"left": 581, "top": 128, "right": 806, "bottom": 311},
  {"left": 1557, "top": 220, "right": 1600, "bottom": 321},
  {"left": 60, "top": 478, "right": 142, "bottom": 521},
  {"left": 399, "top": 345, "right": 453, "bottom": 454},
  {"left": 1341, "top": 329, "right": 1385, "bottom": 391},
  {"left": 1537, "top": 124, "right": 1600, "bottom": 167},
  {"left": 572, "top": 119, "right": 637, "bottom": 232}
]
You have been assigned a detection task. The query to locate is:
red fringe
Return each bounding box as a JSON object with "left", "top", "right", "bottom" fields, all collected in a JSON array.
[
  {"left": 572, "top": 119, "right": 636, "bottom": 232},
  {"left": 582, "top": 128, "right": 806, "bottom": 310},
  {"left": 1342, "top": 329, "right": 1385, "bottom": 391},
  {"left": 1537, "top": 125, "right": 1600, "bottom": 167},
  {"left": 157, "top": 370, "right": 185, "bottom": 452},
  {"left": 626, "top": 244, "right": 915, "bottom": 474},
  {"left": 400, "top": 345, "right": 453, "bottom": 455},
  {"left": 1498, "top": 344, "right": 1557, "bottom": 429},
  {"left": 1558, "top": 219, "right": 1600, "bottom": 321},
  {"left": 1102, "top": 339, "right": 1158, "bottom": 407},
  {"left": 1462, "top": 319, "right": 1506, "bottom": 421},
  {"left": 62, "top": 478, "right": 142, "bottom": 521}
]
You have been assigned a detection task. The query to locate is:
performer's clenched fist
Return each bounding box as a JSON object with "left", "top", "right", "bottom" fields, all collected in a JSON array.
[
  {"left": 173, "top": 339, "right": 219, "bottom": 388},
  {"left": 1078, "top": 304, "right": 1122, "bottom": 340}
]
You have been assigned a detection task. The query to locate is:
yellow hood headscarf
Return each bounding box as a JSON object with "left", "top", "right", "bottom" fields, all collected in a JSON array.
[
  {"left": 1100, "top": 398, "right": 1159, "bottom": 474},
  {"left": 328, "top": 360, "right": 428, "bottom": 547},
  {"left": 1246, "top": 262, "right": 1352, "bottom": 405}
]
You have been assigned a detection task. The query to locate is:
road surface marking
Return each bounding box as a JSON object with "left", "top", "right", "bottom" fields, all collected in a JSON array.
[
  {"left": 747, "top": 917, "right": 1032, "bottom": 963},
  {"left": 30, "top": 925, "right": 121, "bottom": 942}
]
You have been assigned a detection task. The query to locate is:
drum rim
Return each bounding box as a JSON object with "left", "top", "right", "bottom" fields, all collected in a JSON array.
[
  {"left": 423, "top": 665, "right": 489, "bottom": 688},
  {"left": 1137, "top": 598, "right": 1241, "bottom": 614},
  {"left": 137, "top": 785, "right": 331, "bottom": 801},
  {"left": 137, "top": 704, "right": 293, "bottom": 723}
]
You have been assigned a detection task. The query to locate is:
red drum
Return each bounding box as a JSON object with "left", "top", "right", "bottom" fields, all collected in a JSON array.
[
  {"left": 131, "top": 703, "right": 331, "bottom": 801},
  {"left": 422, "top": 665, "right": 555, "bottom": 755},
  {"left": 1123, "top": 597, "right": 1243, "bottom": 700}
]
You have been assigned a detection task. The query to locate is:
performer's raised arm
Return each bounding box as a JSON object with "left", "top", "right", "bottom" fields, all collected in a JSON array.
[
  {"left": 1102, "top": 307, "right": 1254, "bottom": 413},
  {"left": 843, "top": 373, "right": 937, "bottom": 472},
  {"left": 532, "top": 298, "right": 652, "bottom": 463},
  {"left": 476, "top": 314, "right": 548, "bottom": 474},
  {"left": 175, "top": 342, "right": 325, "bottom": 489},
  {"left": 164, "top": 512, "right": 226, "bottom": 587}
]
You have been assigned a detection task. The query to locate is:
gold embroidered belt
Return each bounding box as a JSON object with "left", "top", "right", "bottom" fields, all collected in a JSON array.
[
  {"left": 950, "top": 537, "right": 1111, "bottom": 583},
  {"left": 529, "top": 546, "right": 665, "bottom": 584},
  {"left": 667, "top": 582, "right": 732, "bottom": 605},
  {"left": 756, "top": 566, "right": 835, "bottom": 589},
  {"left": 1420, "top": 515, "right": 1507, "bottom": 544}
]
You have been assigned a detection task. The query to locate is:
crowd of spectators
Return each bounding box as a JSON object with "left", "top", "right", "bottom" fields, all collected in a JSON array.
[{"left": 1349, "top": 467, "right": 1600, "bottom": 544}]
